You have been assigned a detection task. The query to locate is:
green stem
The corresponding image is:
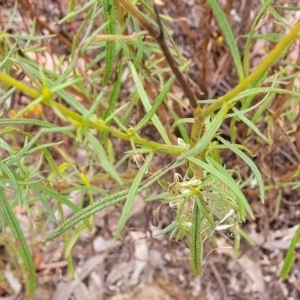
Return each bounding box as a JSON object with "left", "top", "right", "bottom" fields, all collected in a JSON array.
[
  {"left": 190, "top": 106, "right": 204, "bottom": 179},
  {"left": 200, "top": 20, "right": 300, "bottom": 119},
  {"left": 0, "top": 71, "right": 40, "bottom": 98},
  {"left": 0, "top": 71, "right": 182, "bottom": 156},
  {"left": 54, "top": 101, "right": 181, "bottom": 155}
]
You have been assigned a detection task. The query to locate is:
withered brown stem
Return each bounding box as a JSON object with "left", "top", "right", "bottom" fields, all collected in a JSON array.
[{"left": 119, "top": 0, "right": 200, "bottom": 111}]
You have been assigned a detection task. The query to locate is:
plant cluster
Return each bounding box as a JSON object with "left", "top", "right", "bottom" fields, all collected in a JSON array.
[{"left": 0, "top": 0, "right": 299, "bottom": 297}]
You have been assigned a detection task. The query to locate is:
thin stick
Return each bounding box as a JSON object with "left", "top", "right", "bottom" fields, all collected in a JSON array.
[{"left": 210, "top": 259, "right": 228, "bottom": 300}]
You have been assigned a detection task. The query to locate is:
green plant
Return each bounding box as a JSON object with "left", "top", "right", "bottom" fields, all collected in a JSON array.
[{"left": 1, "top": 0, "right": 300, "bottom": 296}]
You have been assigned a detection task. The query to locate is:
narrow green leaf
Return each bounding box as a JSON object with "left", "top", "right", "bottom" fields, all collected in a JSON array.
[
  {"left": 196, "top": 194, "right": 215, "bottom": 228},
  {"left": 134, "top": 76, "right": 175, "bottom": 132},
  {"left": 0, "top": 189, "right": 36, "bottom": 295},
  {"left": 53, "top": 60, "right": 76, "bottom": 86},
  {"left": 5, "top": 132, "right": 45, "bottom": 167},
  {"left": 172, "top": 118, "right": 194, "bottom": 128},
  {"left": 114, "top": 152, "right": 154, "bottom": 241},
  {"left": 242, "top": 33, "right": 285, "bottom": 42},
  {"left": 275, "top": 5, "right": 300, "bottom": 11},
  {"left": 86, "top": 48, "right": 107, "bottom": 70},
  {"left": 190, "top": 197, "right": 203, "bottom": 275},
  {"left": 208, "top": 156, "right": 253, "bottom": 218},
  {"left": 17, "top": 56, "right": 90, "bottom": 116},
  {"left": 128, "top": 60, "right": 172, "bottom": 145},
  {"left": 56, "top": 89, "right": 89, "bottom": 115},
  {"left": 176, "top": 196, "right": 193, "bottom": 237},
  {"left": 102, "top": 59, "right": 124, "bottom": 145},
  {"left": 231, "top": 107, "right": 269, "bottom": 142},
  {"left": 132, "top": 18, "right": 144, "bottom": 68},
  {"left": 243, "top": 0, "right": 273, "bottom": 76},
  {"left": 250, "top": 93, "right": 275, "bottom": 126},
  {"left": 0, "top": 161, "right": 22, "bottom": 206},
  {"left": 155, "top": 220, "right": 178, "bottom": 237},
  {"left": 38, "top": 185, "right": 92, "bottom": 231},
  {"left": 50, "top": 77, "right": 83, "bottom": 93},
  {"left": 102, "top": 60, "right": 124, "bottom": 120},
  {"left": 0, "top": 137, "right": 16, "bottom": 154},
  {"left": 0, "top": 86, "right": 16, "bottom": 106},
  {"left": 232, "top": 224, "right": 241, "bottom": 258},
  {"left": 268, "top": 4, "right": 291, "bottom": 29},
  {"left": 41, "top": 189, "right": 128, "bottom": 243},
  {"left": 178, "top": 104, "right": 228, "bottom": 160},
  {"left": 70, "top": 0, "right": 75, "bottom": 11},
  {"left": 58, "top": 0, "right": 95, "bottom": 24},
  {"left": 103, "top": 0, "right": 116, "bottom": 86},
  {"left": 15, "top": 129, "right": 64, "bottom": 177},
  {"left": 167, "top": 104, "right": 190, "bottom": 143},
  {"left": 281, "top": 224, "right": 300, "bottom": 279},
  {"left": 207, "top": 0, "right": 244, "bottom": 80},
  {"left": 86, "top": 131, "right": 123, "bottom": 185},
  {"left": 66, "top": 254, "right": 75, "bottom": 279},
  {"left": 239, "top": 228, "right": 255, "bottom": 246},
  {"left": 32, "top": 188, "right": 57, "bottom": 223},
  {"left": 217, "top": 136, "right": 265, "bottom": 203},
  {"left": 26, "top": 141, "right": 63, "bottom": 154},
  {"left": 0, "top": 41, "right": 17, "bottom": 69},
  {"left": 65, "top": 223, "right": 88, "bottom": 257},
  {"left": 189, "top": 156, "right": 254, "bottom": 220},
  {"left": 228, "top": 86, "right": 300, "bottom": 108},
  {"left": 83, "top": 91, "right": 105, "bottom": 121},
  {"left": 0, "top": 118, "right": 56, "bottom": 128}
]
